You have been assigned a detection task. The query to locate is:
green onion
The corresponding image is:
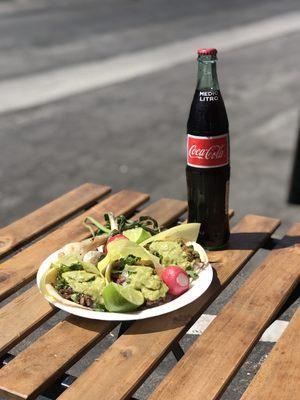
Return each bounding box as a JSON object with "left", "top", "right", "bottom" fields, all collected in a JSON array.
[
  {"left": 83, "top": 216, "right": 111, "bottom": 238},
  {"left": 83, "top": 213, "right": 160, "bottom": 239}
]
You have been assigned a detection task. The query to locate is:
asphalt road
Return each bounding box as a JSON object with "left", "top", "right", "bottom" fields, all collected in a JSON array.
[{"left": 0, "top": 1, "right": 300, "bottom": 399}]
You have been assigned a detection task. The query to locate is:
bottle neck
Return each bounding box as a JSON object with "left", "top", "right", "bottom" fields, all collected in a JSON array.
[{"left": 197, "top": 56, "right": 219, "bottom": 90}]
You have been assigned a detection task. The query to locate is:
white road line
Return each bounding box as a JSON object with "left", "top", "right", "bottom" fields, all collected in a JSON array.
[
  {"left": 187, "top": 314, "right": 289, "bottom": 343},
  {"left": 1, "top": 12, "right": 300, "bottom": 114},
  {"left": 260, "top": 320, "right": 289, "bottom": 342},
  {"left": 187, "top": 314, "right": 216, "bottom": 335}
]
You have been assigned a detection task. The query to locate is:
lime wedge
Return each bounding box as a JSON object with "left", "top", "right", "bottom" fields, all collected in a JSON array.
[
  {"left": 123, "top": 227, "right": 152, "bottom": 244},
  {"left": 103, "top": 282, "right": 144, "bottom": 312}
]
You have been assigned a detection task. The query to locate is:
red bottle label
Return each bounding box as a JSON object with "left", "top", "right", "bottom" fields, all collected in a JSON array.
[{"left": 187, "top": 134, "right": 229, "bottom": 168}]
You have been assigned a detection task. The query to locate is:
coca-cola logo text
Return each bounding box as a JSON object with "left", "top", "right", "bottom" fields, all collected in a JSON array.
[
  {"left": 189, "top": 144, "right": 224, "bottom": 160},
  {"left": 187, "top": 134, "right": 229, "bottom": 168}
]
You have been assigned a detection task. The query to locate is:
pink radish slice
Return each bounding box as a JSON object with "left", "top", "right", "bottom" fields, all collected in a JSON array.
[{"left": 160, "top": 265, "right": 190, "bottom": 296}]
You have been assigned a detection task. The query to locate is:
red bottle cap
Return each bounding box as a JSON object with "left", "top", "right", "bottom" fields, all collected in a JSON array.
[{"left": 197, "top": 48, "right": 217, "bottom": 56}]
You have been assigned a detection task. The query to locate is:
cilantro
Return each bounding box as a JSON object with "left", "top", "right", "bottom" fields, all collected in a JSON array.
[
  {"left": 185, "top": 265, "right": 199, "bottom": 280},
  {"left": 93, "top": 301, "right": 106, "bottom": 312},
  {"left": 119, "top": 255, "right": 141, "bottom": 269},
  {"left": 60, "top": 263, "right": 83, "bottom": 273},
  {"left": 54, "top": 275, "right": 68, "bottom": 291},
  {"left": 54, "top": 261, "right": 83, "bottom": 290},
  {"left": 186, "top": 269, "right": 198, "bottom": 279},
  {"left": 151, "top": 250, "right": 162, "bottom": 263}
]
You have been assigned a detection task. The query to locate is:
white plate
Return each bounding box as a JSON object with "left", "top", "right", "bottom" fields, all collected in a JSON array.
[{"left": 36, "top": 246, "right": 213, "bottom": 321}]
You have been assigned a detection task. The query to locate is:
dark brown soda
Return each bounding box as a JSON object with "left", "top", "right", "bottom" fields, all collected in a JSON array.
[{"left": 186, "top": 51, "right": 230, "bottom": 249}]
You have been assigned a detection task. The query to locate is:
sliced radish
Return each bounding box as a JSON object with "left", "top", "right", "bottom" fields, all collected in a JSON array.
[{"left": 160, "top": 265, "right": 190, "bottom": 296}]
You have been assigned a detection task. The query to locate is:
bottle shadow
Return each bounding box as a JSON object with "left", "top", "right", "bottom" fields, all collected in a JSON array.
[{"left": 225, "top": 232, "right": 300, "bottom": 251}]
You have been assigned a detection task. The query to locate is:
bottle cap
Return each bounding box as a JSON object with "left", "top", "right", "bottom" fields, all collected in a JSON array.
[{"left": 197, "top": 48, "right": 217, "bottom": 56}]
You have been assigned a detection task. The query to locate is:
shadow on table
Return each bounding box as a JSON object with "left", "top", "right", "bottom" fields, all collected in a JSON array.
[{"left": 217, "top": 232, "right": 300, "bottom": 251}]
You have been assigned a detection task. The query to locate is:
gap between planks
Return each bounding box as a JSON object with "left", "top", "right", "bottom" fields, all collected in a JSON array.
[{"left": 187, "top": 313, "right": 289, "bottom": 343}]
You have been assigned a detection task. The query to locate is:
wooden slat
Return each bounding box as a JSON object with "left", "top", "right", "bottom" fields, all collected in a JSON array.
[
  {"left": 0, "top": 198, "right": 187, "bottom": 400},
  {"left": 0, "top": 183, "right": 110, "bottom": 257},
  {"left": 148, "top": 223, "right": 300, "bottom": 400},
  {"left": 0, "top": 190, "right": 152, "bottom": 358},
  {"left": 0, "top": 190, "right": 149, "bottom": 302},
  {"left": 240, "top": 307, "right": 300, "bottom": 400},
  {"left": 55, "top": 214, "right": 280, "bottom": 400},
  {"left": 0, "top": 286, "right": 56, "bottom": 359}
]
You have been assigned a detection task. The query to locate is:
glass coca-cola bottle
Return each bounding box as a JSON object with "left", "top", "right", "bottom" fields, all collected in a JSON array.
[{"left": 186, "top": 48, "right": 230, "bottom": 249}]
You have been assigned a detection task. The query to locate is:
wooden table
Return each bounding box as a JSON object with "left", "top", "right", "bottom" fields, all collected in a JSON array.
[{"left": 0, "top": 183, "right": 299, "bottom": 400}]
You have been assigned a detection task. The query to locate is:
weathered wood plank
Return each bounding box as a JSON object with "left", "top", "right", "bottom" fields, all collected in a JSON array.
[
  {"left": 149, "top": 223, "right": 300, "bottom": 400},
  {"left": 0, "top": 183, "right": 110, "bottom": 257},
  {"left": 0, "top": 190, "right": 149, "bottom": 301},
  {"left": 54, "top": 214, "right": 280, "bottom": 400},
  {"left": 0, "top": 198, "right": 187, "bottom": 400},
  {"left": 240, "top": 307, "right": 300, "bottom": 400},
  {"left": 0, "top": 286, "right": 55, "bottom": 358}
]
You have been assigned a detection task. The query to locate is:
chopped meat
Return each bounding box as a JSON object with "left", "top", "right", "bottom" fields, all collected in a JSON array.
[
  {"left": 59, "top": 286, "right": 74, "bottom": 300},
  {"left": 79, "top": 294, "right": 93, "bottom": 308}
]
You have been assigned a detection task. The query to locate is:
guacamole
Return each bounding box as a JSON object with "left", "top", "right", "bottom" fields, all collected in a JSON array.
[
  {"left": 124, "top": 265, "right": 168, "bottom": 302},
  {"left": 53, "top": 254, "right": 99, "bottom": 275},
  {"left": 149, "top": 241, "right": 193, "bottom": 269},
  {"left": 62, "top": 270, "right": 105, "bottom": 304}
]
